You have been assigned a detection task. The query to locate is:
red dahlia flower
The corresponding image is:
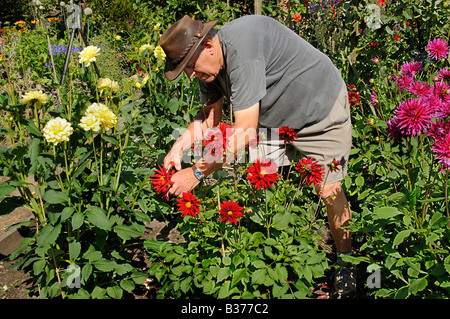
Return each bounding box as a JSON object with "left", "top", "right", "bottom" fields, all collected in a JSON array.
[
  {"left": 203, "top": 122, "right": 234, "bottom": 158},
  {"left": 327, "top": 158, "right": 341, "bottom": 173},
  {"left": 348, "top": 91, "right": 360, "bottom": 106},
  {"left": 278, "top": 125, "right": 297, "bottom": 144},
  {"left": 150, "top": 164, "right": 174, "bottom": 200},
  {"left": 295, "top": 157, "right": 325, "bottom": 186},
  {"left": 246, "top": 159, "right": 279, "bottom": 190},
  {"left": 248, "top": 132, "right": 265, "bottom": 149},
  {"left": 177, "top": 191, "right": 202, "bottom": 218},
  {"left": 218, "top": 199, "right": 244, "bottom": 225}
]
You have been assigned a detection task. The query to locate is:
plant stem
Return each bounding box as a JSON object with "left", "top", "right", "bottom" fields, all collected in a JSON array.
[{"left": 445, "top": 169, "right": 449, "bottom": 222}]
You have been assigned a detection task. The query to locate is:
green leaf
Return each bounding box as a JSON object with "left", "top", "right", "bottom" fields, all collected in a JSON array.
[
  {"left": 26, "top": 138, "right": 40, "bottom": 163},
  {"left": 409, "top": 277, "right": 428, "bottom": 295},
  {"left": 222, "top": 256, "right": 231, "bottom": 266},
  {"left": 393, "top": 229, "right": 413, "bottom": 247},
  {"left": 273, "top": 211, "right": 290, "bottom": 230},
  {"left": 72, "top": 213, "right": 84, "bottom": 230},
  {"left": 217, "top": 280, "right": 231, "bottom": 298},
  {"left": 43, "top": 190, "right": 69, "bottom": 204},
  {"left": 106, "top": 285, "right": 123, "bottom": 299},
  {"left": 231, "top": 268, "right": 247, "bottom": 286},
  {"left": 251, "top": 269, "right": 266, "bottom": 285},
  {"left": 69, "top": 241, "right": 81, "bottom": 260},
  {"left": 355, "top": 175, "right": 364, "bottom": 187},
  {"left": 37, "top": 223, "right": 61, "bottom": 247},
  {"left": 217, "top": 267, "right": 231, "bottom": 282},
  {"left": 252, "top": 259, "right": 266, "bottom": 269},
  {"left": 24, "top": 119, "right": 43, "bottom": 136},
  {"left": 82, "top": 264, "right": 92, "bottom": 284},
  {"left": 61, "top": 207, "right": 75, "bottom": 221},
  {"left": 0, "top": 182, "right": 15, "bottom": 197},
  {"left": 272, "top": 284, "right": 289, "bottom": 298},
  {"left": 167, "top": 97, "right": 180, "bottom": 113},
  {"left": 33, "top": 258, "right": 46, "bottom": 275},
  {"left": 120, "top": 279, "right": 135, "bottom": 292},
  {"left": 85, "top": 206, "right": 110, "bottom": 230},
  {"left": 373, "top": 206, "right": 402, "bottom": 220},
  {"left": 93, "top": 258, "right": 117, "bottom": 272},
  {"left": 114, "top": 223, "right": 144, "bottom": 240}
]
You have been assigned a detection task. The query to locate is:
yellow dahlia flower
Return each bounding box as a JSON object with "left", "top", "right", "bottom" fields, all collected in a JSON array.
[
  {"left": 85, "top": 103, "right": 117, "bottom": 130},
  {"left": 138, "top": 44, "right": 155, "bottom": 57},
  {"left": 20, "top": 90, "right": 49, "bottom": 107},
  {"left": 79, "top": 114, "right": 101, "bottom": 132},
  {"left": 154, "top": 45, "right": 166, "bottom": 61},
  {"left": 79, "top": 45, "right": 101, "bottom": 67},
  {"left": 96, "top": 78, "right": 119, "bottom": 93},
  {"left": 43, "top": 117, "right": 73, "bottom": 145}
]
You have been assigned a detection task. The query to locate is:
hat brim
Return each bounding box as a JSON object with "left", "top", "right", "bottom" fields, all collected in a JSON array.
[{"left": 164, "top": 19, "right": 219, "bottom": 81}]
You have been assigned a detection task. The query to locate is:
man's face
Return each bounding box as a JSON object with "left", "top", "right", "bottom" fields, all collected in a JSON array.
[{"left": 184, "top": 41, "right": 221, "bottom": 83}]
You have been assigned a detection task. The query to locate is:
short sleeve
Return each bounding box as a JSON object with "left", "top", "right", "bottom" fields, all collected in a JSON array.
[{"left": 229, "top": 58, "right": 266, "bottom": 111}]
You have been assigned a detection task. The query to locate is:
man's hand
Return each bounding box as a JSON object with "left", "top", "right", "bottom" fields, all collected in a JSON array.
[
  {"left": 168, "top": 167, "right": 200, "bottom": 197},
  {"left": 164, "top": 142, "right": 185, "bottom": 171}
]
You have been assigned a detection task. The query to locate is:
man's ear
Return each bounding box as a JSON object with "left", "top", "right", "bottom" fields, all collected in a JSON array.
[{"left": 202, "top": 39, "right": 215, "bottom": 55}]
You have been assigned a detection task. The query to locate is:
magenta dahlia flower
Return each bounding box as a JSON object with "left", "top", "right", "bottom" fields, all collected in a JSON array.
[
  {"left": 386, "top": 117, "right": 403, "bottom": 141},
  {"left": 394, "top": 98, "right": 433, "bottom": 136},
  {"left": 407, "top": 81, "right": 433, "bottom": 98},
  {"left": 426, "top": 38, "right": 449, "bottom": 60},
  {"left": 401, "top": 61, "right": 423, "bottom": 77},
  {"left": 396, "top": 75, "right": 414, "bottom": 92},
  {"left": 433, "top": 82, "right": 450, "bottom": 104},
  {"left": 437, "top": 68, "right": 450, "bottom": 83},
  {"left": 437, "top": 101, "right": 450, "bottom": 118},
  {"left": 423, "top": 95, "right": 444, "bottom": 117},
  {"left": 427, "top": 120, "right": 450, "bottom": 141},
  {"left": 431, "top": 131, "right": 450, "bottom": 168}
]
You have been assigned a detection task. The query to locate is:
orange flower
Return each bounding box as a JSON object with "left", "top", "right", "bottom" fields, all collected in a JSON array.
[{"left": 293, "top": 14, "right": 301, "bottom": 22}]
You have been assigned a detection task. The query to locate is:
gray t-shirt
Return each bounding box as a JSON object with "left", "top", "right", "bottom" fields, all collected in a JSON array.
[{"left": 199, "top": 15, "right": 344, "bottom": 130}]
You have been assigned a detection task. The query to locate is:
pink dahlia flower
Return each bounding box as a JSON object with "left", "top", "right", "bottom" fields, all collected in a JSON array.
[
  {"left": 394, "top": 98, "right": 433, "bottom": 136},
  {"left": 427, "top": 38, "right": 449, "bottom": 60}
]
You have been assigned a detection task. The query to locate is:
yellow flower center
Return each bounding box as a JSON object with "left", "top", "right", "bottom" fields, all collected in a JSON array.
[
  {"left": 260, "top": 169, "right": 266, "bottom": 176},
  {"left": 227, "top": 211, "right": 233, "bottom": 216},
  {"left": 160, "top": 176, "right": 165, "bottom": 180},
  {"left": 185, "top": 202, "right": 192, "bottom": 208}
]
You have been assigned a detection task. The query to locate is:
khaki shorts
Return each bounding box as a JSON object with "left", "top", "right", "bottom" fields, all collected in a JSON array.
[{"left": 254, "top": 83, "right": 352, "bottom": 185}]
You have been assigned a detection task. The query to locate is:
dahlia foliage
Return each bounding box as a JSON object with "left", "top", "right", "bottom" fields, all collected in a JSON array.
[{"left": 150, "top": 121, "right": 338, "bottom": 229}]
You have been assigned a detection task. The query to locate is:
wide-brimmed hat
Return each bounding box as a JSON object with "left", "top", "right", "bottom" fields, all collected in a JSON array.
[{"left": 159, "top": 15, "right": 219, "bottom": 81}]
